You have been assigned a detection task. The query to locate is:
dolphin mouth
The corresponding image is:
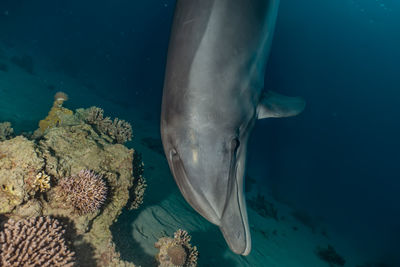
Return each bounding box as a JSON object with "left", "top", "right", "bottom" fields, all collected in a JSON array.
[
  {"left": 218, "top": 141, "right": 251, "bottom": 255},
  {"left": 169, "top": 147, "right": 251, "bottom": 255},
  {"left": 169, "top": 149, "right": 221, "bottom": 225}
]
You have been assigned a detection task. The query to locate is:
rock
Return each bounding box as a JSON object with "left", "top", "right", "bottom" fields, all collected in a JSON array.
[{"left": 0, "top": 136, "right": 44, "bottom": 213}]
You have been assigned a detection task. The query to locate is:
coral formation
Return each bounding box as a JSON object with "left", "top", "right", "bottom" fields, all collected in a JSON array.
[
  {"left": 85, "top": 106, "right": 106, "bottom": 124},
  {"left": 128, "top": 176, "right": 146, "bottom": 210},
  {"left": 83, "top": 106, "right": 133, "bottom": 144},
  {"left": 155, "top": 229, "right": 199, "bottom": 267},
  {"left": 58, "top": 169, "right": 108, "bottom": 215},
  {"left": 38, "top": 91, "right": 73, "bottom": 134},
  {"left": 0, "top": 122, "right": 14, "bottom": 141},
  {"left": 54, "top": 91, "right": 69, "bottom": 103},
  {"left": 316, "top": 244, "right": 345, "bottom": 267},
  {"left": 32, "top": 171, "right": 51, "bottom": 192},
  {"left": 128, "top": 152, "right": 146, "bottom": 210},
  {"left": 0, "top": 216, "right": 75, "bottom": 266},
  {"left": 0, "top": 136, "right": 44, "bottom": 213},
  {"left": 0, "top": 99, "right": 145, "bottom": 266}
]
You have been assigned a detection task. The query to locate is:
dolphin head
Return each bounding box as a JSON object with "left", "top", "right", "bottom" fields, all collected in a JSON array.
[{"left": 161, "top": 111, "right": 256, "bottom": 255}]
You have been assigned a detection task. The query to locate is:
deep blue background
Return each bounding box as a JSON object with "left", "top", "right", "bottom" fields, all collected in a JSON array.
[
  {"left": 250, "top": 0, "right": 400, "bottom": 263},
  {"left": 0, "top": 0, "right": 399, "bottom": 265}
]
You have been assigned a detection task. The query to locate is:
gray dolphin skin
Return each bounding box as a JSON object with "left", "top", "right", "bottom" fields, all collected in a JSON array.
[{"left": 161, "top": 0, "right": 305, "bottom": 255}]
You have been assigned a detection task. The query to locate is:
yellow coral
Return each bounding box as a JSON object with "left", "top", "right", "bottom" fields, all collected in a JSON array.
[
  {"left": 38, "top": 92, "right": 73, "bottom": 133},
  {"left": 33, "top": 171, "right": 51, "bottom": 192}
]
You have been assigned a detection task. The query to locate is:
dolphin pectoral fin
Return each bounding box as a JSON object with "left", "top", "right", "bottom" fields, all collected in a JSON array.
[{"left": 257, "top": 90, "right": 306, "bottom": 119}]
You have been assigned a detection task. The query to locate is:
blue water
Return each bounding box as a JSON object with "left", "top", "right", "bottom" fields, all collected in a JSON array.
[
  {"left": 249, "top": 0, "right": 400, "bottom": 264},
  {"left": 0, "top": 0, "right": 399, "bottom": 266}
]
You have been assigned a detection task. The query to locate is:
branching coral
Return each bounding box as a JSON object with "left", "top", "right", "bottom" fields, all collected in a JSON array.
[
  {"left": 0, "top": 122, "right": 14, "bottom": 141},
  {"left": 84, "top": 106, "right": 133, "bottom": 144},
  {"left": 32, "top": 171, "right": 51, "bottom": 192},
  {"left": 0, "top": 216, "right": 75, "bottom": 266},
  {"left": 155, "top": 229, "right": 199, "bottom": 267},
  {"left": 128, "top": 152, "right": 146, "bottom": 210},
  {"left": 58, "top": 169, "right": 108, "bottom": 215},
  {"left": 129, "top": 175, "right": 146, "bottom": 210},
  {"left": 108, "top": 118, "right": 133, "bottom": 144}
]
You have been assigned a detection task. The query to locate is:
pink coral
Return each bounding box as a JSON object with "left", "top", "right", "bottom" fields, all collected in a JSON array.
[
  {"left": 0, "top": 216, "right": 75, "bottom": 266},
  {"left": 59, "top": 169, "right": 107, "bottom": 214}
]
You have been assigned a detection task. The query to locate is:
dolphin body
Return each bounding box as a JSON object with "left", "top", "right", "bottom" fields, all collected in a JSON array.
[{"left": 161, "top": 0, "right": 305, "bottom": 255}]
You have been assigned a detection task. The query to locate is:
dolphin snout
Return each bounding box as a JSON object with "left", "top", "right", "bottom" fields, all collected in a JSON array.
[
  {"left": 168, "top": 148, "right": 251, "bottom": 255},
  {"left": 169, "top": 149, "right": 222, "bottom": 225}
]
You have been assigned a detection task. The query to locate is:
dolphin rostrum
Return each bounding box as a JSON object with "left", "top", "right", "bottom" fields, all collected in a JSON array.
[{"left": 161, "top": 0, "right": 305, "bottom": 255}]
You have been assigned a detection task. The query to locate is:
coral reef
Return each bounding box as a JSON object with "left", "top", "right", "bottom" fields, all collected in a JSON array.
[
  {"left": 0, "top": 122, "right": 14, "bottom": 141},
  {"left": 0, "top": 216, "right": 75, "bottom": 266},
  {"left": 0, "top": 136, "right": 44, "bottom": 213},
  {"left": 0, "top": 98, "right": 145, "bottom": 266},
  {"left": 32, "top": 171, "right": 51, "bottom": 192},
  {"left": 127, "top": 152, "right": 146, "bottom": 210},
  {"left": 155, "top": 229, "right": 199, "bottom": 267},
  {"left": 58, "top": 169, "right": 107, "bottom": 215},
  {"left": 54, "top": 91, "right": 69, "bottom": 103},
  {"left": 128, "top": 175, "right": 146, "bottom": 210},
  {"left": 83, "top": 106, "right": 133, "bottom": 144},
  {"left": 38, "top": 91, "right": 73, "bottom": 134},
  {"left": 316, "top": 244, "right": 345, "bottom": 267}
]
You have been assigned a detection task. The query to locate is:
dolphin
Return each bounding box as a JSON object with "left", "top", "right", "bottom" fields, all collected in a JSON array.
[{"left": 160, "top": 0, "right": 305, "bottom": 255}]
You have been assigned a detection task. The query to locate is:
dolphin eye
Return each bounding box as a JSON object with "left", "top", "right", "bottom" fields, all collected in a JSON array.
[
  {"left": 231, "top": 138, "right": 240, "bottom": 152},
  {"left": 171, "top": 148, "right": 177, "bottom": 155}
]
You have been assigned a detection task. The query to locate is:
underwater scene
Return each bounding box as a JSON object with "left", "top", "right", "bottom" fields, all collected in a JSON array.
[{"left": 0, "top": 0, "right": 399, "bottom": 266}]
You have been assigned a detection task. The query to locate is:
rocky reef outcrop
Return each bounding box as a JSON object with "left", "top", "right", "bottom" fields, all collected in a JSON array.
[{"left": 0, "top": 93, "right": 146, "bottom": 267}]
